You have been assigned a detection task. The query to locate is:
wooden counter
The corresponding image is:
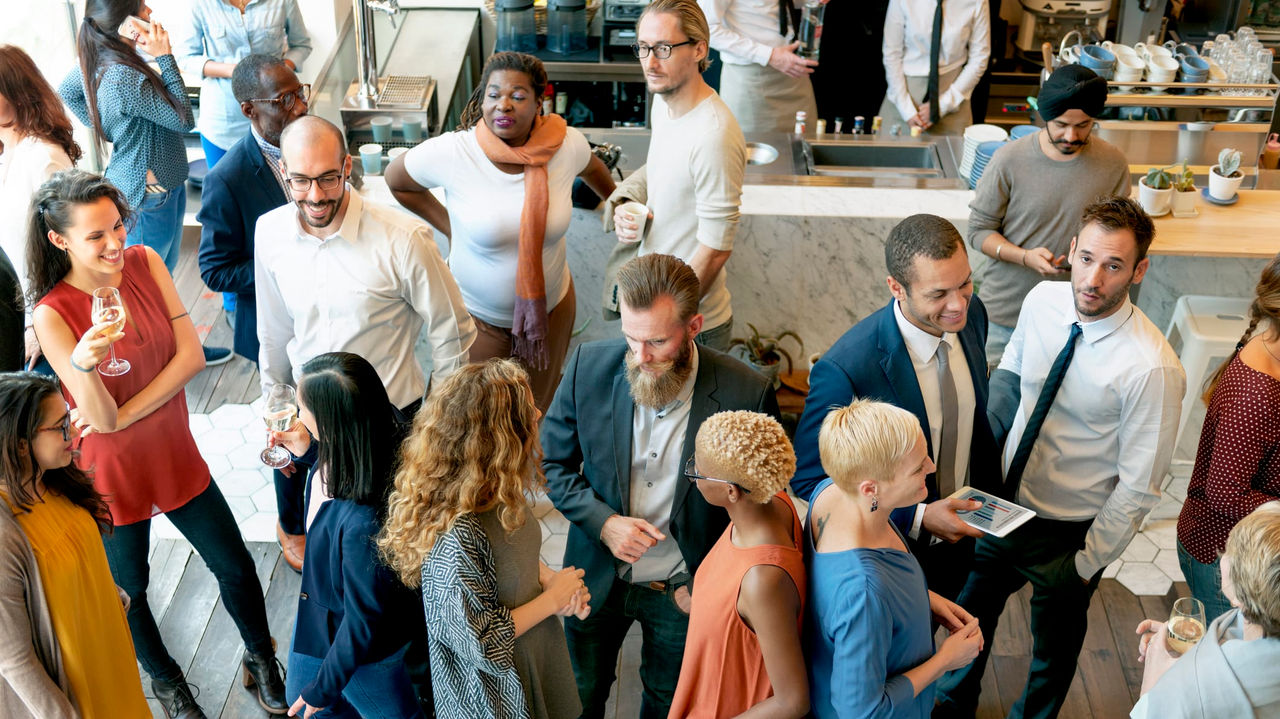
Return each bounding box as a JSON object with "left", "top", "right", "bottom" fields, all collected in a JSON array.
[{"left": 1147, "top": 189, "right": 1280, "bottom": 259}]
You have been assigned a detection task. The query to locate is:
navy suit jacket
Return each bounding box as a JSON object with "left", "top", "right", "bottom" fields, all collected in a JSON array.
[
  {"left": 196, "top": 131, "right": 288, "bottom": 361},
  {"left": 542, "top": 339, "right": 781, "bottom": 605},
  {"left": 791, "top": 297, "right": 1002, "bottom": 537}
]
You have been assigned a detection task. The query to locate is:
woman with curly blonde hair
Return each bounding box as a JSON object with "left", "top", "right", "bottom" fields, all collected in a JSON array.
[{"left": 378, "top": 359, "right": 590, "bottom": 719}]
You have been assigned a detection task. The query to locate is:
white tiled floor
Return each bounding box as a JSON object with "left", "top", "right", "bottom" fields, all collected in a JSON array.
[{"left": 165, "top": 401, "right": 1194, "bottom": 595}]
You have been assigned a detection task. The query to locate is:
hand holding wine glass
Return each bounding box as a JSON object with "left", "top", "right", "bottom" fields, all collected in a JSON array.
[
  {"left": 91, "top": 287, "right": 131, "bottom": 376},
  {"left": 1165, "top": 596, "right": 1207, "bottom": 657},
  {"left": 260, "top": 384, "right": 298, "bottom": 468}
]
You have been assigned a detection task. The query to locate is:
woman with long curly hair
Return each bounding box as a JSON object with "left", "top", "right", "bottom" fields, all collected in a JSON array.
[
  {"left": 379, "top": 359, "right": 590, "bottom": 719},
  {"left": 0, "top": 372, "right": 148, "bottom": 717}
]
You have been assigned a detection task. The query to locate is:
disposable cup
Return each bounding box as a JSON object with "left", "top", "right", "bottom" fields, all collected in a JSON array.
[
  {"left": 370, "top": 116, "right": 393, "bottom": 143},
  {"left": 358, "top": 143, "right": 383, "bottom": 175},
  {"left": 617, "top": 201, "right": 649, "bottom": 243}
]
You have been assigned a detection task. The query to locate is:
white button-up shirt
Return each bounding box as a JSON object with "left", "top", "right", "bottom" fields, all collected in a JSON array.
[
  {"left": 894, "top": 300, "right": 976, "bottom": 538},
  {"left": 999, "top": 281, "right": 1185, "bottom": 580},
  {"left": 699, "top": 0, "right": 797, "bottom": 67},
  {"left": 255, "top": 188, "right": 476, "bottom": 409},
  {"left": 882, "top": 0, "right": 991, "bottom": 120},
  {"left": 624, "top": 349, "right": 699, "bottom": 583}
]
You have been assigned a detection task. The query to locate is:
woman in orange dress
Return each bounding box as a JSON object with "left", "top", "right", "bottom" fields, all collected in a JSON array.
[{"left": 0, "top": 372, "right": 149, "bottom": 718}]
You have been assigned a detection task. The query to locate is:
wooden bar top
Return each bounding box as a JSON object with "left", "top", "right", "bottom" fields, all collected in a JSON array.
[{"left": 1144, "top": 188, "right": 1280, "bottom": 259}]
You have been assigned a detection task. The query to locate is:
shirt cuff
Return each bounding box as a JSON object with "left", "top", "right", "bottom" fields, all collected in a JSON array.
[
  {"left": 1074, "top": 551, "right": 1097, "bottom": 582},
  {"left": 908, "top": 503, "right": 926, "bottom": 540}
]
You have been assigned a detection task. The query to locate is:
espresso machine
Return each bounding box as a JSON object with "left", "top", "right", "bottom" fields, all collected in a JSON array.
[
  {"left": 602, "top": 0, "right": 649, "bottom": 61},
  {"left": 1015, "top": 0, "right": 1111, "bottom": 63}
]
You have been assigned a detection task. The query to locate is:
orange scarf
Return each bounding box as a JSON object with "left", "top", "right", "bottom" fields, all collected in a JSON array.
[{"left": 474, "top": 113, "right": 567, "bottom": 370}]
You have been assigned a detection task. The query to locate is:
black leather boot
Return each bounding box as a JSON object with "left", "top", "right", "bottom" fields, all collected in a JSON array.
[
  {"left": 242, "top": 646, "right": 288, "bottom": 715},
  {"left": 152, "top": 675, "right": 207, "bottom": 719}
]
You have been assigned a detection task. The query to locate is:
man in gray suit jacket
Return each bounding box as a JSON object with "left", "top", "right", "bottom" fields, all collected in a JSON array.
[{"left": 542, "top": 253, "right": 779, "bottom": 719}]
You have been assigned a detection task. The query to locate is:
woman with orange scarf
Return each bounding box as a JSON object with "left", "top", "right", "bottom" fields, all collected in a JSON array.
[{"left": 386, "top": 52, "right": 616, "bottom": 412}]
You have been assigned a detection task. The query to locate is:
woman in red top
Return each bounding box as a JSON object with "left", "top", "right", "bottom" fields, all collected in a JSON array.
[
  {"left": 1177, "top": 252, "right": 1280, "bottom": 622},
  {"left": 27, "top": 170, "right": 286, "bottom": 718},
  {"left": 669, "top": 410, "right": 809, "bottom": 719}
]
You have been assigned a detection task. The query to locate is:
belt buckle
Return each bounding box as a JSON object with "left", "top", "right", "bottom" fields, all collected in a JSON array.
[{"left": 647, "top": 580, "right": 667, "bottom": 592}]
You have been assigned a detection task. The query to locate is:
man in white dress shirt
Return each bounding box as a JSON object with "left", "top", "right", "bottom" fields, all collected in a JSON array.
[
  {"left": 255, "top": 115, "right": 475, "bottom": 415},
  {"left": 880, "top": 0, "right": 990, "bottom": 135},
  {"left": 697, "top": 0, "right": 820, "bottom": 133},
  {"left": 936, "top": 196, "right": 1186, "bottom": 719}
]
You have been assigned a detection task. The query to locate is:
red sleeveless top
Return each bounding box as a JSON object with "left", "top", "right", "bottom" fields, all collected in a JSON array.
[
  {"left": 668, "top": 492, "right": 807, "bottom": 718},
  {"left": 38, "top": 246, "right": 210, "bottom": 526}
]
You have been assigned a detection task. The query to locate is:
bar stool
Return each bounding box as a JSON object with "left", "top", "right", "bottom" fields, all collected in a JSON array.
[{"left": 1164, "top": 295, "right": 1252, "bottom": 463}]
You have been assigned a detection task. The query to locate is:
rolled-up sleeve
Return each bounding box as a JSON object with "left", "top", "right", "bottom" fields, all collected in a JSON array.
[{"left": 689, "top": 131, "right": 745, "bottom": 252}]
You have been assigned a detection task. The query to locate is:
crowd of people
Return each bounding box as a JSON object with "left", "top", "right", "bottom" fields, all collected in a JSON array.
[{"left": 0, "top": 0, "right": 1278, "bottom": 718}]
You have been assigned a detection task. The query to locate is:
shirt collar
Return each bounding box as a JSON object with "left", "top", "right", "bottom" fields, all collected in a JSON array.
[
  {"left": 1059, "top": 291, "right": 1135, "bottom": 344},
  {"left": 294, "top": 185, "right": 362, "bottom": 244},
  {"left": 251, "top": 125, "right": 281, "bottom": 163},
  {"left": 893, "top": 299, "right": 953, "bottom": 362},
  {"left": 654, "top": 345, "right": 700, "bottom": 418}
]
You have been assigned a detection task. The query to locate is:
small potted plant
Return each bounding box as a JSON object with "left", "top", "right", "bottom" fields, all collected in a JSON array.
[
  {"left": 1209, "top": 147, "right": 1244, "bottom": 201},
  {"left": 1170, "top": 161, "right": 1197, "bottom": 217},
  {"left": 728, "top": 323, "right": 804, "bottom": 388},
  {"left": 1138, "top": 165, "right": 1174, "bottom": 217}
]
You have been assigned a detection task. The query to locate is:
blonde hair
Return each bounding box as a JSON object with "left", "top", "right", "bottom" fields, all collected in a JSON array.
[
  {"left": 616, "top": 253, "right": 702, "bottom": 322},
  {"left": 1225, "top": 501, "right": 1280, "bottom": 638},
  {"left": 638, "top": 0, "right": 712, "bottom": 72},
  {"left": 377, "top": 360, "right": 543, "bottom": 587},
  {"left": 818, "top": 399, "right": 921, "bottom": 493},
  {"left": 694, "top": 411, "right": 795, "bottom": 503}
]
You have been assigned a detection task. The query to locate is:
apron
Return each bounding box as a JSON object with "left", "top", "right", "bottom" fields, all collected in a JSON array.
[
  {"left": 878, "top": 65, "right": 972, "bottom": 136},
  {"left": 720, "top": 61, "right": 819, "bottom": 134}
]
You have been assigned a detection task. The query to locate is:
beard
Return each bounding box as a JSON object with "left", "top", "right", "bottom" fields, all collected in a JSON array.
[{"left": 625, "top": 337, "right": 696, "bottom": 409}]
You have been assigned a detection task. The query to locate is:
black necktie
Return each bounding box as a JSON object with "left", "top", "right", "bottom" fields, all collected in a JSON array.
[
  {"left": 779, "top": 0, "right": 800, "bottom": 39},
  {"left": 1004, "top": 322, "right": 1083, "bottom": 499},
  {"left": 928, "top": 0, "right": 944, "bottom": 125}
]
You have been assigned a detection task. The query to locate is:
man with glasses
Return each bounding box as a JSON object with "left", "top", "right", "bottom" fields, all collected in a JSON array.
[
  {"left": 608, "top": 0, "right": 745, "bottom": 352},
  {"left": 543, "top": 253, "right": 778, "bottom": 718},
  {"left": 197, "top": 55, "right": 314, "bottom": 569}
]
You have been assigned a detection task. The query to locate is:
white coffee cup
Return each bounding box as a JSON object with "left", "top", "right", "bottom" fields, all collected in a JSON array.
[
  {"left": 617, "top": 201, "right": 649, "bottom": 244},
  {"left": 1135, "top": 42, "right": 1174, "bottom": 63},
  {"left": 1114, "top": 53, "right": 1146, "bottom": 91},
  {"left": 1146, "top": 55, "right": 1179, "bottom": 92}
]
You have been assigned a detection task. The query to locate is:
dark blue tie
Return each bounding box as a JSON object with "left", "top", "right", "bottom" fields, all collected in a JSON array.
[{"left": 1004, "top": 322, "right": 1083, "bottom": 498}]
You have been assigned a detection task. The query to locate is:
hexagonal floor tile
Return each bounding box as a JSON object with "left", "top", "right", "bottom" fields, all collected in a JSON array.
[
  {"left": 239, "top": 512, "right": 279, "bottom": 543},
  {"left": 1121, "top": 533, "right": 1158, "bottom": 563},
  {"left": 1153, "top": 548, "right": 1185, "bottom": 583},
  {"left": 188, "top": 414, "right": 213, "bottom": 438},
  {"left": 209, "top": 403, "right": 256, "bottom": 430},
  {"left": 1103, "top": 560, "right": 1123, "bottom": 579},
  {"left": 543, "top": 509, "right": 569, "bottom": 535},
  {"left": 250, "top": 483, "right": 278, "bottom": 514},
  {"left": 540, "top": 532, "right": 567, "bottom": 569},
  {"left": 205, "top": 454, "right": 231, "bottom": 480},
  {"left": 218, "top": 470, "right": 270, "bottom": 498},
  {"left": 1142, "top": 520, "right": 1179, "bottom": 551},
  {"left": 225, "top": 496, "right": 256, "bottom": 524},
  {"left": 228, "top": 443, "right": 267, "bottom": 471},
  {"left": 196, "top": 428, "right": 246, "bottom": 458},
  {"left": 1116, "top": 562, "right": 1173, "bottom": 596}
]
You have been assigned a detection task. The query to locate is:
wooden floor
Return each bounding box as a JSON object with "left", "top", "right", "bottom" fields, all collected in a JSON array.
[{"left": 159, "top": 229, "right": 1179, "bottom": 719}]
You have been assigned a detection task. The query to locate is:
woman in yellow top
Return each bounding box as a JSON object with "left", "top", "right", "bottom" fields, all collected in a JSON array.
[{"left": 0, "top": 371, "right": 148, "bottom": 718}]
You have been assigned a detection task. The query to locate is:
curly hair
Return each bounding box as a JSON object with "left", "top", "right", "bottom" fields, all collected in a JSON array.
[
  {"left": 377, "top": 359, "right": 543, "bottom": 587},
  {"left": 694, "top": 411, "right": 795, "bottom": 503}
]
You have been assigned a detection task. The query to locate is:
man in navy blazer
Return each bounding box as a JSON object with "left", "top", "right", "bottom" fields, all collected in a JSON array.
[
  {"left": 791, "top": 214, "right": 1002, "bottom": 600},
  {"left": 197, "top": 54, "right": 308, "bottom": 363},
  {"left": 543, "top": 254, "right": 779, "bottom": 719}
]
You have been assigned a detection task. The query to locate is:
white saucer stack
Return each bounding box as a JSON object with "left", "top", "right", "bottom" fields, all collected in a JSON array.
[{"left": 959, "top": 124, "right": 1009, "bottom": 184}]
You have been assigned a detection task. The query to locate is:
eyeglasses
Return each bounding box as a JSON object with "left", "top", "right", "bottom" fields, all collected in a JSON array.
[
  {"left": 631, "top": 40, "right": 694, "bottom": 60},
  {"left": 284, "top": 172, "right": 344, "bottom": 193},
  {"left": 247, "top": 84, "right": 311, "bottom": 112},
  {"left": 37, "top": 413, "right": 71, "bottom": 442},
  {"left": 683, "top": 457, "right": 750, "bottom": 493}
]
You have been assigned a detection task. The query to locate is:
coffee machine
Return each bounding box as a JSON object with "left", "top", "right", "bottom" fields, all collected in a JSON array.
[
  {"left": 602, "top": 0, "right": 649, "bottom": 62},
  {"left": 1015, "top": 0, "right": 1111, "bottom": 62}
]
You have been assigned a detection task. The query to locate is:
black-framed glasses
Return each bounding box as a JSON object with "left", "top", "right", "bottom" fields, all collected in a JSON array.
[
  {"left": 683, "top": 456, "right": 750, "bottom": 493},
  {"left": 247, "top": 84, "right": 311, "bottom": 112},
  {"left": 631, "top": 40, "right": 694, "bottom": 60},
  {"left": 284, "top": 172, "right": 344, "bottom": 193},
  {"left": 37, "top": 413, "right": 71, "bottom": 442}
]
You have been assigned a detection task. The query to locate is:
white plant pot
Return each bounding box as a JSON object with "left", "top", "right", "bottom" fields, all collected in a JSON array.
[
  {"left": 1138, "top": 179, "right": 1173, "bottom": 217},
  {"left": 1171, "top": 189, "right": 1197, "bottom": 217},
  {"left": 1208, "top": 166, "right": 1245, "bottom": 201}
]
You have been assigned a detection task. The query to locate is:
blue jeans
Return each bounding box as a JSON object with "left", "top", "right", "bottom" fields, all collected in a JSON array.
[
  {"left": 126, "top": 187, "right": 184, "bottom": 275},
  {"left": 286, "top": 644, "right": 423, "bottom": 719},
  {"left": 1177, "top": 541, "right": 1234, "bottom": 622},
  {"left": 695, "top": 316, "right": 733, "bottom": 353},
  {"left": 564, "top": 577, "right": 690, "bottom": 719}
]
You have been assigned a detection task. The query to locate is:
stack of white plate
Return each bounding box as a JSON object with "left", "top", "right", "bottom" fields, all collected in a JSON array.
[{"left": 959, "top": 124, "right": 1009, "bottom": 183}]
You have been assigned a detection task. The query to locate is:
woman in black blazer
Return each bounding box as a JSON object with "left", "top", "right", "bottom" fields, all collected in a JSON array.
[{"left": 269, "top": 352, "right": 423, "bottom": 718}]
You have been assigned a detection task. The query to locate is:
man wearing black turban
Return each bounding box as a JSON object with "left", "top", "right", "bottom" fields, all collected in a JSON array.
[{"left": 963, "top": 64, "right": 1130, "bottom": 368}]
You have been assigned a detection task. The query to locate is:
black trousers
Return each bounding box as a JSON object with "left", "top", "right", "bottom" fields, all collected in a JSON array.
[
  {"left": 935, "top": 517, "right": 1102, "bottom": 719},
  {"left": 916, "top": 534, "right": 977, "bottom": 603}
]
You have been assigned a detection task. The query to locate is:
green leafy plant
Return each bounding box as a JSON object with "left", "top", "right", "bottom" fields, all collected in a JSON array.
[
  {"left": 1143, "top": 165, "right": 1174, "bottom": 190},
  {"left": 1173, "top": 161, "right": 1196, "bottom": 192},
  {"left": 1216, "top": 147, "right": 1242, "bottom": 178},
  {"left": 728, "top": 324, "right": 804, "bottom": 372}
]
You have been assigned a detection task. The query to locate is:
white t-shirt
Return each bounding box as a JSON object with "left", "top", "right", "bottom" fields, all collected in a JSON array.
[
  {"left": 0, "top": 137, "right": 74, "bottom": 308},
  {"left": 402, "top": 125, "right": 592, "bottom": 328}
]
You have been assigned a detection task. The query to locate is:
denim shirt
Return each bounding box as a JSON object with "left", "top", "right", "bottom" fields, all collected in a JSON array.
[{"left": 177, "top": 0, "right": 311, "bottom": 150}]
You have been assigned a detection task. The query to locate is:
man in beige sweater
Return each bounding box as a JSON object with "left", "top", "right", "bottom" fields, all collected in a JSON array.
[{"left": 609, "top": 0, "right": 747, "bottom": 351}]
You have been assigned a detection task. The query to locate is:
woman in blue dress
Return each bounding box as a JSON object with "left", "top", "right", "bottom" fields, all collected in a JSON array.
[{"left": 804, "top": 399, "right": 984, "bottom": 719}]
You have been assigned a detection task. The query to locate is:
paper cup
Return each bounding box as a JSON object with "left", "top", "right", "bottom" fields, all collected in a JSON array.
[
  {"left": 358, "top": 143, "right": 383, "bottom": 175},
  {"left": 370, "top": 115, "right": 393, "bottom": 143},
  {"left": 618, "top": 201, "right": 649, "bottom": 244}
]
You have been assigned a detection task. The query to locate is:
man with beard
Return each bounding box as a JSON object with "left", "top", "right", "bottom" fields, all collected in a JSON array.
[
  {"left": 967, "top": 65, "right": 1129, "bottom": 366},
  {"left": 255, "top": 116, "right": 475, "bottom": 420},
  {"left": 608, "top": 0, "right": 745, "bottom": 351},
  {"left": 790, "top": 214, "right": 1002, "bottom": 601},
  {"left": 935, "top": 196, "right": 1185, "bottom": 719},
  {"left": 542, "top": 253, "right": 779, "bottom": 719}
]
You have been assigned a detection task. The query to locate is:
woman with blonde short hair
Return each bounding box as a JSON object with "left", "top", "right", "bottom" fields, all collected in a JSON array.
[{"left": 804, "top": 399, "right": 983, "bottom": 719}]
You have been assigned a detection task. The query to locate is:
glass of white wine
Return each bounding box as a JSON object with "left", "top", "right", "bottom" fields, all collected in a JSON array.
[
  {"left": 1166, "top": 596, "right": 1207, "bottom": 656},
  {"left": 260, "top": 384, "right": 298, "bottom": 469},
  {"left": 91, "top": 287, "right": 130, "bottom": 376}
]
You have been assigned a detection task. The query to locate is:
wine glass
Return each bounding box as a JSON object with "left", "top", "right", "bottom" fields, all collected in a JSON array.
[
  {"left": 91, "top": 287, "right": 131, "bottom": 376},
  {"left": 260, "top": 384, "right": 298, "bottom": 469},
  {"left": 1165, "top": 596, "right": 1207, "bottom": 656}
]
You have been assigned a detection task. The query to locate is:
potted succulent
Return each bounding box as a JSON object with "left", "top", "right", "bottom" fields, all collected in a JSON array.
[
  {"left": 1170, "top": 161, "right": 1198, "bottom": 217},
  {"left": 728, "top": 323, "right": 804, "bottom": 388},
  {"left": 1209, "top": 147, "right": 1244, "bottom": 201},
  {"left": 1138, "top": 165, "right": 1174, "bottom": 217}
]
